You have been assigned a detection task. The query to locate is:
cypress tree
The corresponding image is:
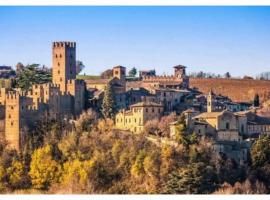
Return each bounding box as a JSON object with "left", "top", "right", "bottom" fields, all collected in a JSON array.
[
  {"left": 254, "top": 93, "right": 260, "bottom": 107},
  {"left": 101, "top": 80, "right": 116, "bottom": 119}
]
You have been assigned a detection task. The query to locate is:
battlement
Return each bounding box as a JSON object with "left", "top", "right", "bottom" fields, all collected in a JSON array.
[
  {"left": 53, "top": 41, "right": 76, "bottom": 48},
  {"left": 6, "top": 91, "right": 20, "bottom": 100}
]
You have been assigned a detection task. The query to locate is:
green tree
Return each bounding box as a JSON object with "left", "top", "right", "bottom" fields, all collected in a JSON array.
[
  {"left": 101, "top": 80, "right": 116, "bottom": 119},
  {"left": 29, "top": 145, "right": 61, "bottom": 190},
  {"left": 164, "top": 162, "right": 217, "bottom": 194},
  {"left": 251, "top": 135, "right": 270, "bottom": 168},
  {"left": 128, "top": 67, "right": 137, "bottom": 77},
  {"left": 15, "top": 64, "right": 51, "bottom": 91},
  {"left": 254, "top": 93, "right": 260, "bottom": 107}
]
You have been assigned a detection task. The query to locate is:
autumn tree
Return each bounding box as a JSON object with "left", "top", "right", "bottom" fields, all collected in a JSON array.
[
  {"left": 100, "top": 69, "right": 113, "bottom": 79},
  {"left": 29, "top": 145, "right": 61, "bottom": 190}
]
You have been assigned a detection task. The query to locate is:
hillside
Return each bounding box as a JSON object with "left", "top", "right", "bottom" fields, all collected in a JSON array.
[{"left": 189, "top": 78, "right": 270, "bottom": 103}]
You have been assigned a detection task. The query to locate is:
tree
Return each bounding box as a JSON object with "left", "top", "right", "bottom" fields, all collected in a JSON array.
[
  {"left": 254, "top": 93, "right": 260, "bottom": 107},
  {"left": 251, "top": 135, "right": 270, "bottom": 168},
  {"left": 29, "top": 145, "right": 61, "bottom": 190},
  {"left": 101, "top": 81, "right": 116, "bottom": 119},
  {"left": 6, "top": 159, "right": 30, "bottom": 189},
  {"left": 128, "top": 67, "right": 137, "bottom": 77},
  {"left": 100, "top": 69, "right": 113, "bottom": 79},
  {"left": 164, "top": 162, "right": 217, "bottom": 194},
  {"left": 76, "top": 60, "right": 85, "bottom": 74},
  {"left": 224, "top": 72, "right": 231, "bottom": 79},
  {"left": 15, "top": 64, "right": 51, "bottom": 91}
]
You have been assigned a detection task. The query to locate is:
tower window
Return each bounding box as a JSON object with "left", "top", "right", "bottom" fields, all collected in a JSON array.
[
  {"left": 58, "top": 62, "right": 60, "bottom": 67},
  {"left": 55, "top": 54, "right": 58, "bottom": 58},
  {"left": 60, "top": 54, "right": 62, "bottom": 58},
  {"left": 11, "top": 122, "right": 13, "bottom": 126},
  {"left": 58, "top": 70, "right": 60, "bottom": 74},
  {"left": 226, "top": 122, "right": 230, "bottom": 130}
]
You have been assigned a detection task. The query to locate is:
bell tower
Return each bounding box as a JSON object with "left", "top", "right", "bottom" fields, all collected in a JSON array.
[
  {"left": 207, "top": 89, "right": 214, "bottom": 113},
  {"left": 52, "top": 41, "right": 76, "bottom": 92}
]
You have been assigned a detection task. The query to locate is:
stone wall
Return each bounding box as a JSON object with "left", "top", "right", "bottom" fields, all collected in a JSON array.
[{"left": 189, "top": 78, "right": 270, "bottom": 103}]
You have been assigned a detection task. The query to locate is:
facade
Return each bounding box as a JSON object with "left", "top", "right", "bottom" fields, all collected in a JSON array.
[
  {"left": 115, "top": 101, "right": 164, "bottom": 133},
  {"left": 0, "top": 41, "right": 85, "bottom": 150},
  {"left": 85, "top": 66, "right": 126, "bottom": 94}
]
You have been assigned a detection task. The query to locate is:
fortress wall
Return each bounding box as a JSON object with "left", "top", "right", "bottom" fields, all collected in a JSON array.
[{"left": 189, "top": 78, "right": 270, "bottom": 103}]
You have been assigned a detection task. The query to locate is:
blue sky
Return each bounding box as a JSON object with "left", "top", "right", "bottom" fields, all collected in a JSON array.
[{"left": 0, "top": 6, "right": 269, "bottom": 77}]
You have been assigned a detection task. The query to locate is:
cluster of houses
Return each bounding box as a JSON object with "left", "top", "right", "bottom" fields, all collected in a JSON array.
[{"left": 85, "top": 64, "right": 270, "bottom": 165}]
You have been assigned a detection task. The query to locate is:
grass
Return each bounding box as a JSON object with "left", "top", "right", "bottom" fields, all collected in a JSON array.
[{"left": 76, "top": 75, "right": 101, "bottom": 80}]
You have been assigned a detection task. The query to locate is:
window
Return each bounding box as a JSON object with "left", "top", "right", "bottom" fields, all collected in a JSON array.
[
  {"left": 135, "top": 118, "right": 136, "bottom": 123},
  {"left": 198, "top": 129, "right": 201, "bottom": 134},
  {"left": 226, "top": 122, "right": 230, "bottom": 130},
  {"left": 158, "top": 108, "right": 161, "bottom": 113},
  {"left": 146, "top": 108, "right": 148, "bottom": 113},
  {"left": 11, "top": 122, "right": 13, "bottom": 126},
  {"left": 60, "top": 54, "right": 62, "bottom": 58},
  {"left": 55, "top": 54, "right": 58, "bottom": 58},
  {"left": 70, "top": 71, "right": 72, "bottom": 75},
  {"left": 152, "top": 108, "right": 154, "bottom": 113},
  {"left": 60, "top": 78, "right": 62, "bottom": 82},
  {"left": 8, "top": 114, "right": 11, "bottom": 118},
  {"left": 58, "top": 62, "right": 60, "bottom": 67},
  {"left": 58, "top": 70, "right": 60, "bottom": 74}
]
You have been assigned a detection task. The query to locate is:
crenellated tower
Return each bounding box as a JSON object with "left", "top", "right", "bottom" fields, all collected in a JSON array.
[{"left": 52, "top": 41, "right": 76, "bottom": 92}]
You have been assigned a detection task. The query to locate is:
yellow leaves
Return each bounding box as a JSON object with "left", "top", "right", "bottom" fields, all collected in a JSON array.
[
  {"left": 29, "top": 145, "right": 61, "bottom": 190},
  {"left": 7, "top": 160, "right": 24, "bottom": 187},
  {"left": 97, "top": 119, "right": 114, "bottom": 133}
]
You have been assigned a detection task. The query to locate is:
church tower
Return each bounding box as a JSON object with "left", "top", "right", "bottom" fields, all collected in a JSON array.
[
  {"left": 52, "top": 42, "right": 76, "bottom": 92},
  {"left": 207, "top": 89, "right": 214, "bottom": 113}
]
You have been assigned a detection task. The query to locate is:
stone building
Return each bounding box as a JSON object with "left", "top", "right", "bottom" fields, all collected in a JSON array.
[
  {"left": 0, "top": 41, "right": 85, "bottom": 150},
  {"left": 115, "top": 101, "right": 164, "bottom": 133},
  {"left": 85, "top": 66, "right": 126, "bottom": 94}
]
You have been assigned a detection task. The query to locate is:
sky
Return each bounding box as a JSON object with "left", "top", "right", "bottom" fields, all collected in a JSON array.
[{"left": 0, "top": 6, "right": 270, "bottom": 77}]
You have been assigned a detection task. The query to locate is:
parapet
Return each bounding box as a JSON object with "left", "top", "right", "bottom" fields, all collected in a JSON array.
[{"left": 53, "top": 41, "right": 76, "bottom": 48}]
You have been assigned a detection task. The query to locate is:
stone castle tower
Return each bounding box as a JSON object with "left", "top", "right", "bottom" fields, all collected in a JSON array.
[
  {"left": 52, "top": 42, "right": 76, "bottom": 92},
  {"left": 207, "top": 89, "right": 214, "bottom": 113},
  {"left": 1, "top": 41, "right": 85, "bottom": 151}
]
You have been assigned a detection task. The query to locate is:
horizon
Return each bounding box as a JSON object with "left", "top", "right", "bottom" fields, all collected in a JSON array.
[{"left": 0, "top": 6, "right": 270, "bottom": 77}]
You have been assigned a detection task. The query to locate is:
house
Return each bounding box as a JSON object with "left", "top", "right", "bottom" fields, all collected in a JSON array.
[{"left": 115, "top": 101, "right": 164, "bottom": 133}]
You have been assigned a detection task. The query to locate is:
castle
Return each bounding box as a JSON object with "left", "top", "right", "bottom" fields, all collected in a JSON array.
[{"left": 0, "top": 42, "right": 85, "bottom": 150}]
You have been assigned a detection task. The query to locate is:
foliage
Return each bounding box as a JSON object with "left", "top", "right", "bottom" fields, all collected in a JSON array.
[
  {"left": 101, "top": 81, "right": 116, "bottom": 119},
  {"left": 254, "top": 93, "right": 260, "bottom": 107},
  {"left": 76, "top": 60, "right": 85, "bottom": 74},
  {"left": 100, "top": 69, "right": 113, "bottom": 79},
  {"left": 128, "top": 67, "right": 137, "bottom": 77},
  {"left": 29, "top": 145, "right": 61, "bottom": 190},
  {"left": 213, "top": 179, "right": 267, "bottom": 194},
  {"left": 164, "top": 162, "right": 217, "bottom": 194},
  {"left": 251, "top": 135, "right": 270, "bottom": 168},
  {"left": 15, "top": 64, "right": 51, "bottom": 91}
]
